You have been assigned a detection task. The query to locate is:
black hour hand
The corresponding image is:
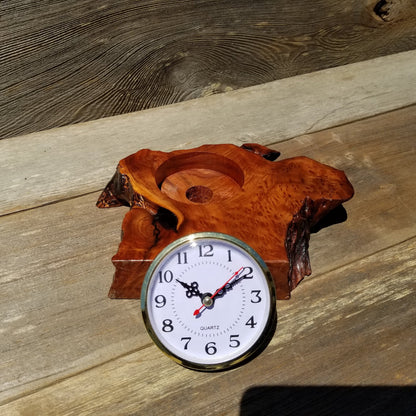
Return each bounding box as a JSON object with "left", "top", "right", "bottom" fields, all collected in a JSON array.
[{"left": 176, "top": 279, "right": 203, "bottom": 299}]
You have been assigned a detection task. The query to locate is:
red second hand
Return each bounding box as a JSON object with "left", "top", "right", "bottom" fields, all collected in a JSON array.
[{"left": 193, "top": 267, "right": 243, "bottom": 316}]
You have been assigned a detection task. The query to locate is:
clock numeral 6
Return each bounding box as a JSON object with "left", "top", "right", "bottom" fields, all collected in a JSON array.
[
  {"left": 205, "top": 342, "right": 217, "bottom": 355},
  {"left": 162, "top": 319, "right": 174, "bottom": 332},
  {"left": 229, "top": 334, "right": 240, "bottom": 348}
]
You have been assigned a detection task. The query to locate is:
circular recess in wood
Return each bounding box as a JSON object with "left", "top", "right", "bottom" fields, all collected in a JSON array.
[{"left": 155, "top": 152, "right": 244, "bottom": 204}]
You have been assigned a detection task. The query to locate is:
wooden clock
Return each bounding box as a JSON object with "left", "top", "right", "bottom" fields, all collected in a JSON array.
[
  {"left": 97, "top": 143, "right": 353, "bottom": 370},
  {"left": 97, "top": 143, "right": 353, "bottom": 300}
]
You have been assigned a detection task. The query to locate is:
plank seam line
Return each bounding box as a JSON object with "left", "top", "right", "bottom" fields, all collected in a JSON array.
[
  {"left": 0, "top": 342, "right": 153, "bottom": 406},
  {"left": 2, "top": 104, "right": 415, "bottom": 218},
  {"left": 295, "top": 234, "right": 416, "bottom": 293},
  {"left": 2, "top": 237, "right": 415, "bottom": 406},
  {"left": 0, "top": 189, "right": 105, "bottom": 219},
  {"left": 264, "top": 102, "right": 416, "bottom": 147}
]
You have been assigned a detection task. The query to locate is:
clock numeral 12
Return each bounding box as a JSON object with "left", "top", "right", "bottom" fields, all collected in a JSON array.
[{"left": 199, "top": 244, "right": 214, "bottom": 257}]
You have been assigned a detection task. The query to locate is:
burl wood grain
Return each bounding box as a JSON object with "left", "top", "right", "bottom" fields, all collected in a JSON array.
[{"left": 97, "top": 143, "right": 353, "bottom": 300}]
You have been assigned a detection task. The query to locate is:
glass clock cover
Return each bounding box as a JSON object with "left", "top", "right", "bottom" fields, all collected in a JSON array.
[{"left": 141, "top": 232, "right": 276, "bottom": 371}]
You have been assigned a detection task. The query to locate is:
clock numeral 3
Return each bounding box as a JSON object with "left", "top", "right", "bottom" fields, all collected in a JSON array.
[
  {"left": 250, "top": 290, "right": 262, "bottom": 303},
  {"left": 162, "top": 319, "right": 174, "bottom": 332},
  {"left": 205, "top": 342, "right": 217, "bottom": 355}
]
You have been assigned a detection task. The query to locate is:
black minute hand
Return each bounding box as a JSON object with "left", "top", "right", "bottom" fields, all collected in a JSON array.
[{"left": 215, "top": 266, "right": 253, "bottom": 298}]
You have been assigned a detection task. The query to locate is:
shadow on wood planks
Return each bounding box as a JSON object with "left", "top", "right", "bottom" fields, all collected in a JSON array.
[{"left": 240, "top": 385, "right": 416, "bottom": 416}]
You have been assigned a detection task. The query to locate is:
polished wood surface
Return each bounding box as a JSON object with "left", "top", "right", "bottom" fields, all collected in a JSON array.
[
  {"left": 1, "top": 0, "right": 416, "bottom": 139},
  {"left": 1, "top": 65, "right": 415, "bottom": 414},
  {"left": 97, "top": 143, "right": 353, "bottom": 299}
]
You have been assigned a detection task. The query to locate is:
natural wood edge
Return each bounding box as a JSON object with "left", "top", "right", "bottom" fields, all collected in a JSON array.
[{"left": 1, "top": 50, "right": 415, "bottom": 216}]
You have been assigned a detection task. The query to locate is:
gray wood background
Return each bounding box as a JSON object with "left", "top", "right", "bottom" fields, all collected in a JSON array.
[
  {"left": 1, "top": 0, "right": 415, "bottom": 413},
  {"left": 1, "top": 102, "right": 415, "bottom": 414},
  {"left": 1, "top": 0, "right": 416, "bottom": 139}
]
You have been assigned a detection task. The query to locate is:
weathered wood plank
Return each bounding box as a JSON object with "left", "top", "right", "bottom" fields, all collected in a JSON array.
[
  {"left": 276, "top": 104, "right": 416, "bottom": 276},
  {"left": 1, "top": 106, "right": 415, "bottom": 405},
  {"left": 1, "top": 0, "right": 415, "bottom": 139},
  {"left": 1, "top": 51, "right": 416, "bottom": 216},
  {"left": 2, "top": 236, "right": 415, "bottom": 414},
  {"left": 0, "top": 199, "right": 146, "bottom": 402}
]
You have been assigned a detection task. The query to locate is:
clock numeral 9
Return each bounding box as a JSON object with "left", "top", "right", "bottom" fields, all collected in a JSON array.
[
  {"left": 162, "top": 319, "right": 174, "bottom": 332},
  {"left": 158, "top": 270, "right": 173, "bottom": 283},
  {"left": 205, "top": 342, "right": 217, "bottom": 355},
  {"left": 155, "top": 295, "right": 166, "bottom": 308}
]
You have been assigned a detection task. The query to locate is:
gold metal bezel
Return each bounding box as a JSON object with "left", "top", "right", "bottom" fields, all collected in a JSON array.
[{"left": 141, "top": 232, "right": 277, "bottom": 372}]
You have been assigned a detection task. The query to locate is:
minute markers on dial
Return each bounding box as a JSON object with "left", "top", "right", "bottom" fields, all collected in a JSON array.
[{"left": 142, "top": 232, "right": 275, "bottom": 371}]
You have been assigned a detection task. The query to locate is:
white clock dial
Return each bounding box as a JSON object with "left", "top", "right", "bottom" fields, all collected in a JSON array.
[{"left": 141, "top": 232, "right": 276, "bottom": 371}]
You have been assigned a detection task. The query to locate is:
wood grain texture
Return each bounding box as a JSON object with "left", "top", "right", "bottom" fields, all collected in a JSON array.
[
  {"left": 2, "top": 237, "right": 415, "bottom": 414},
  {"left": 1, "top": 106, "right": 415, "bottom": 412},
  {"left": 97, "top": 143, "right": 353, "bottom": 300},
  {"left": 276, "top": 104, "right": 416, "bottom": 276},
  {"left": 1, "top": 51, "right": 416, "bottom": 217},
  {"left": 1, "top": 0, "right": 416, "bottom": 138}
]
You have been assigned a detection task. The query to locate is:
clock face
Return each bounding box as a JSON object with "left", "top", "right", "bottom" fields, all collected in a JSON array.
[{"left": 141, "top": 232, "right": 276, "bottom": 371}]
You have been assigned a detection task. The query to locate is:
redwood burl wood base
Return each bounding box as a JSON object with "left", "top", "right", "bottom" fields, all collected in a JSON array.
[{"left": 97, "top": 143, "right": 354, "bottom": 300}]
